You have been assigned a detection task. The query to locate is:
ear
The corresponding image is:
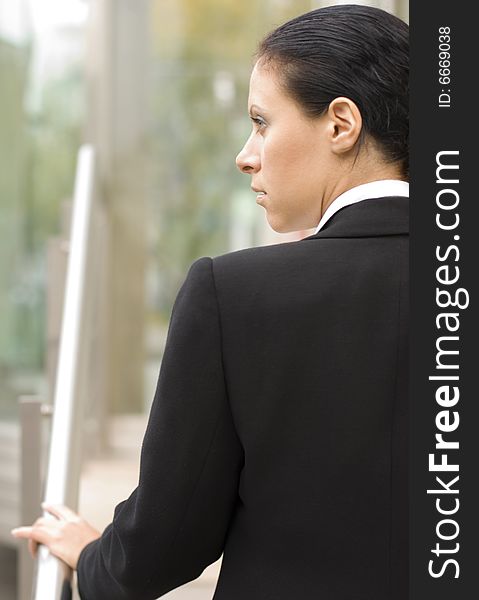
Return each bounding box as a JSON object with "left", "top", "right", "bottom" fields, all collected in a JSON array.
[{"left": 326, "top": 97, "right": 362, "bottom": 155}]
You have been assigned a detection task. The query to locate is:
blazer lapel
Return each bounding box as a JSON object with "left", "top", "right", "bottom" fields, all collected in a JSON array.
[{"left": 301, "top": 196, "right": 409, "bottom": 240}]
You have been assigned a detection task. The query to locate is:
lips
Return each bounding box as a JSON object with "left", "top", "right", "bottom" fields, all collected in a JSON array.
[{"left": 252, "top": 186, "right": 266, "bottom": 199}]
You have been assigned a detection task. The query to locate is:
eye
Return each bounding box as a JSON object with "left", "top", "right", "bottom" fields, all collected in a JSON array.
[{"left": 250, "top": 116, "right": 266, "bottom": 130}]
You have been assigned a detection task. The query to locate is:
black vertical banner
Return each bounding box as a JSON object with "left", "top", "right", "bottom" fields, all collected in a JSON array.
[{"left": 410, "top": 1, "right": 477, "bottom": 598}]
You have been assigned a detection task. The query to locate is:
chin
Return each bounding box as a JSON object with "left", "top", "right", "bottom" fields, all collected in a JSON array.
[
  {"left": 266, "top": 213, "right": 307, "bottom": 235},
  {"left": 267, "top": 217, "right": 289, "bottom": 234}
]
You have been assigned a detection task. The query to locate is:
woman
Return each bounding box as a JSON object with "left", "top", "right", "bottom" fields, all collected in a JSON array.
[{"left": 12, "top": 4, "right": 409, "bottom": 599}]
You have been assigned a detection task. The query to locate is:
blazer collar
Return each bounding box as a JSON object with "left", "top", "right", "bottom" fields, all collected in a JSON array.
[{"left": 301, "top": 196, "right": 409, "bottom": 240}]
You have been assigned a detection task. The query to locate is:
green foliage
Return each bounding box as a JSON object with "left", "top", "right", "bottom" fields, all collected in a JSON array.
[{"left": 0, "top": 35, "right": 84, "bottom": 403}]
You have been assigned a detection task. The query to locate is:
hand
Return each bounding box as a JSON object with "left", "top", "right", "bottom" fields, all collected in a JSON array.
[{"left": 10, "top": 503, "right": 101, "bottom": 570}]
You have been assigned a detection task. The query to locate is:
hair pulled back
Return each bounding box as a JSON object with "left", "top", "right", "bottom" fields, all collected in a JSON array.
[{"left": 256, "top": 4, "right": 409, "bottom": 178}]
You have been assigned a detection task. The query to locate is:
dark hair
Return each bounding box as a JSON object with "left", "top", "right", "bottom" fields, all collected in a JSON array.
[{"left": 255, "top": 4, "right": 409, "bottom": 179}]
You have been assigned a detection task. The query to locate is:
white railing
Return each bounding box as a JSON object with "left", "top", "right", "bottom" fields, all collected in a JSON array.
[{"left": 33, "top": 146, "right": 97, "bottom": 600}]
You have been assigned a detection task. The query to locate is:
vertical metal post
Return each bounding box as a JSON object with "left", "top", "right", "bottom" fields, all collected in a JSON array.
[{"left": 32, "top": 146, "right": 95, "bottom": 600}]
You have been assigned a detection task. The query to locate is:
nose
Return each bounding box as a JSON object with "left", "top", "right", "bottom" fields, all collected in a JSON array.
[{"left": 235, "top": 132, "right": 260, "bottom": 174}]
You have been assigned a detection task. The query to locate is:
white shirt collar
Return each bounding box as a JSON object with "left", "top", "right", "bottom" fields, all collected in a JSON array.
[{"left": 313, "top": 179, "right": 409, "bottom": 234}]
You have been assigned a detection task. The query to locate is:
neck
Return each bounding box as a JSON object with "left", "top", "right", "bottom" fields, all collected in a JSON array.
[{"left": 321, "top": 161, "right": 406, "bottom": 221}]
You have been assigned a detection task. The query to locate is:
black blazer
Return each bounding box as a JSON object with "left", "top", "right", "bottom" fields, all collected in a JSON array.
[{"left": 77, "top": 195, "right": 409, "bottom": 600}]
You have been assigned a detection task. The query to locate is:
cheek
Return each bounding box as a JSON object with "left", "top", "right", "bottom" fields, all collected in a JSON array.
[{"left": 263, "top": 129, "right": 314, "bottom": 184}]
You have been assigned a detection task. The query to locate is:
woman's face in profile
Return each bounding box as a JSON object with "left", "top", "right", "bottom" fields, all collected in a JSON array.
[{"left": 236, "top": 60, "right": 334, "bottom": 233}]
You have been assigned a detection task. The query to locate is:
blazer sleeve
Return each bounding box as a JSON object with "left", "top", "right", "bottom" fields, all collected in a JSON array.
[{"left": 76, "top": 256, "right": 244, "bottom": 599}]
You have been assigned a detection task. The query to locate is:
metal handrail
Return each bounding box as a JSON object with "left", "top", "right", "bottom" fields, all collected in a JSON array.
[{"left": 33, "top": 145, "right": 96, "bottom": 600}]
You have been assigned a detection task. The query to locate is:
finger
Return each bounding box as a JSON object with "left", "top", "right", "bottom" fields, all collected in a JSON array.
[
  {"left": 11, "top": 526, "right": 42, "bottom": 557},
  {"left": 34, "top": 516, "right": 56, "bottom": 527},
  {"left": 42, "top": 503, "right": 79, "bottom": 522},
  {"left": 11, "top": 525, "right": 52, "bottom": 547},
  {"left": 28, "top": 537, "right": 38, "bottom": 559},
  {"left": 11, "top": 526, "right": 33, "bottom": 539}
]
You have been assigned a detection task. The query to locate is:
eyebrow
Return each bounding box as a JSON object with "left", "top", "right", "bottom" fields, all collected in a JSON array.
[{"left": 248, "top": 103, "right": 266, "bottom": 115}]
